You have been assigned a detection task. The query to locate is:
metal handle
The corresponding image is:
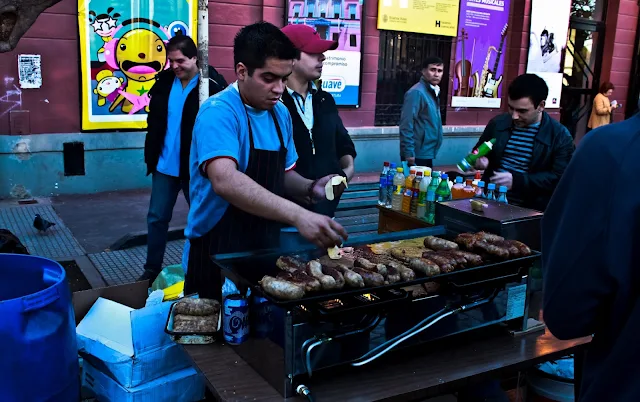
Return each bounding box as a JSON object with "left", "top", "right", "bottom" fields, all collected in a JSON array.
[{"left": 22, "top": 286, "right": 60, "bottom": 312}]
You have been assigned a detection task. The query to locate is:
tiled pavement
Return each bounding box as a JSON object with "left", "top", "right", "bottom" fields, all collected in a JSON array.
[{"left": 0, "top": 204, "right": 86, "bottom": 259}]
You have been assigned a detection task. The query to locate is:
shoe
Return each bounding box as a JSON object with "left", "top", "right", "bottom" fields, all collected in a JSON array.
[{"left": 137, "top": 270, "right": 159, "bottom": 284}]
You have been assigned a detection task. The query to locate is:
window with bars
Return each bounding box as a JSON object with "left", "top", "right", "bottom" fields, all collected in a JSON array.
[{"left": 374, "top": 31, "right": 452, "bottom": 126}]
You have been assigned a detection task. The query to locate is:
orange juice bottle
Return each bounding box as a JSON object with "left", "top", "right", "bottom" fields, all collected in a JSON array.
[
  {"left": 402, "top": 168, "right": 416, "bottom": 213},
  {"left": 451, "top": 176, "right": 466, "bottom": 200},
  {"left": 462, "top": 179, "right": 476, "bottom": 199}
]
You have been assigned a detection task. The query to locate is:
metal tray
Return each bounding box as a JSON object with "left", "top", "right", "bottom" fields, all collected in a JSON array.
[
  {"left": 165, "top": 296, "right": 221, "bottom": 344},
  {"left": 211, "top": 227, "right": 541, "bottom": 309}
]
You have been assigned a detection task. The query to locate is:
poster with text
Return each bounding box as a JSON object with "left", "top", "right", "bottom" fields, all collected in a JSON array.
[
  {"left": 78, "top": 0, "right": 197, "bottom": 130},
  {"left": 451, "top": 0, "right": 511, "bottom": 108},
  {"left": 377, "top": 0, "right": 460, "bottom": 36},
  {"left": 526, "top": 0, "right": 571, "bottom": 109},
  {"left": 286, "top": 0, "right": 363, "bottom": 107}
]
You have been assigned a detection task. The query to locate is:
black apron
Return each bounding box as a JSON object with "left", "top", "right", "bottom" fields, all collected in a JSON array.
[{"left": 184, "top": 108, "right": 287, "bottom": 301}]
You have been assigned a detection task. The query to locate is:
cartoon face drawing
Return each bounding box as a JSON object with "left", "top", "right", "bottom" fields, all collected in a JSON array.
[
  {"left": 93, "top": 70, "right": 124, "bottom": 107},
  {"left": 115, "top": 29, "right": 167, "bottom": 83},
  {"left": 89, "top": 7, "right": 120, "bottom": 38}
]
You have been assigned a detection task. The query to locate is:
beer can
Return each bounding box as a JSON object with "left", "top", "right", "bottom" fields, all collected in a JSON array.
[
  {"left": 223, "top": 294, "right": 249, "bottom": 345},
  {"left": 251, "top": 295, "right": 273, "bottom": 338}
]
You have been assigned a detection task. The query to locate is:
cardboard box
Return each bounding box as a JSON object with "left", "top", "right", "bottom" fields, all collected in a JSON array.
[
  {"left": 83, "top": 360, "right": 204, "bottom": 402},
  {"left": 73, "top": 281, "right": 192, "bottom": 388}
]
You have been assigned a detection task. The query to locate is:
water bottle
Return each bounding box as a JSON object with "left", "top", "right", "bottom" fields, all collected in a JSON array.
[
  {"left": 378, "top": 162, "right": 390, "bottom": 206},
  {"left": 385, "top": 163, "right": 397, "bottom": 208},
  {"left": 391, "top": 168, "right": 405, "bottom": 211},
  {"left": 486, "top": 183, "right": 497, "bottom": 201},
  {"left": 497, "top": 185, "right": 508, "bottom": 204},
  {"left": 425, "top": 190, "right": 436, "bottom": 224}
]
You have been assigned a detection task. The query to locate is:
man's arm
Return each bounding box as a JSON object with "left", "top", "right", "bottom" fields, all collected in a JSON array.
[
  {"left": 399, "top": 90, "right": 421, "bottom": 163},
  {"left": 511, "top": 129, "right": 574, "bottom": 196},
  {"left": 542, "top": 132, "right": 615, "bottom": 340},
  {"left": 339, "top": 155, "right": 355, "bottom": 182}
]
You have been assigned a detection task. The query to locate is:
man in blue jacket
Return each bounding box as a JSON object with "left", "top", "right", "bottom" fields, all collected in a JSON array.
[
  {"left": 399, "top": 56, "right": 444, "bottom": 168},
  {"left": 542, "top": 111, "right": 640, "bottom": 401}
]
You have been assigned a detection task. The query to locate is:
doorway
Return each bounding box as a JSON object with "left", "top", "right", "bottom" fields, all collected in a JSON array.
[{"left": 560, "top": 0, "right": 607, "bottom": 142}]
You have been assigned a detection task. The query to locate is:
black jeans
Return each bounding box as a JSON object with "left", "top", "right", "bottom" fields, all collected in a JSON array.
[{"left": 144, "top": 172, "right": 190, "bottom": 276}]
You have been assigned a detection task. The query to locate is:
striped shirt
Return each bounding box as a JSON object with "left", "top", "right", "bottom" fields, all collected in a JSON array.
[{"left": 499, "top": 122, "right": 541, "bottom": 174}]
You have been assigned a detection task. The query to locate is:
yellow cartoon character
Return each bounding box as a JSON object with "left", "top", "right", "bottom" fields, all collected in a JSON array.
[
  {"left": 104, "top": 19, "right": 170, "bottom": 114},
  {"left": 93, "top": 70, "right": 124, "bottom": 107}
]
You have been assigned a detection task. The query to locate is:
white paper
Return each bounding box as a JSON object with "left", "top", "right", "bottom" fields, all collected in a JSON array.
[
  {"left": 18, "top": 54, "right": 42, "bottom": 89},
  {"left": 76, "top": 297, "right": 134, "bottom": 357}
]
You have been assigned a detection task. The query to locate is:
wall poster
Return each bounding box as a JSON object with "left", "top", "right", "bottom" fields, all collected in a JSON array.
[
  {"left": 286, "top": 0, "right": 363, "bottom": 107},
  {"left": 377, "top": 0, "right": 460, "bottom": 37},
  {"left": 78, "top": 1, "right": 197, "bottom": 130},
  {"left": 526, "top": 0, "right": 571, "bottom": 109},
  {"left": 451, "top": 0, "right": 511, "bottom": 108}
]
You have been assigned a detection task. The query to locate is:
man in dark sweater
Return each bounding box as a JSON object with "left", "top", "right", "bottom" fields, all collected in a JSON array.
[
  {"left": 542, "top": 112, "right": 640, "bottom": 401},
  {"left": 474, "top": 74, "right": 574, "bottom": 211},
  {"left": 141, "top": 35, "right": 227, "bottom": 282}
]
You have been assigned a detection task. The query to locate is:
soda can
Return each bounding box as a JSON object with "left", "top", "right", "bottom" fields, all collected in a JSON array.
[
  {"left": 251, "top": 295, "right": 273, "bottom": 338},
  {"left": 223, "top": 294, "right": 249, "bottom": 345}
]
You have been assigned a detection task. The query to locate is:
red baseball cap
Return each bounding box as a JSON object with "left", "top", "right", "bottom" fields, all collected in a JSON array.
[{"left": 282, "top": 24, "right": 338, "bottom": 54}]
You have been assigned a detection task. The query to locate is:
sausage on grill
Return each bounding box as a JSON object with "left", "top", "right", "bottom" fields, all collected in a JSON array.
[
  {"left": 276, "top": 256, "right": 306, "bottom": 272},
  {"left": 421, "top": 252, "right": 455, "bottom": 273},
  {"left": 333, "top": 264, "right": 365, "bottom": 288},
  {"left": 386, "top": 261, "right": 416, "bottom": 281},
  {"left": 409, "top": 258, "right": 441, "bottom": 277},
  {"left": 277, "top": 271, "right": 322, "bottom": 292},
  {"left": 260, "top": 275, "right": 305, "bottom": 300},
  {"left": 351, "top": 267, "right": 385, "bottom": 287},
  {"left": 355, "top": 258, "right": 388, "bottom": 277},
  {"left": 306, "top": 260, "right": 338, "bottom": 290},
  {"left": 424, "top": 236, "right": 459, "bottom": 251}
]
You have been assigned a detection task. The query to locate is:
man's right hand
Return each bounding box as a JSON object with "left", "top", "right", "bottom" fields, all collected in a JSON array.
[
  {"left": 295, "top": 211, "right": 348, "bottom": 249},
  {"left": 475, "top": 156, "right": 489, "bottom": 170}
]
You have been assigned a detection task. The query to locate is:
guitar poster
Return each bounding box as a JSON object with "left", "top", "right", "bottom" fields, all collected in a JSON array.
[
  {"left": 78, "top": 0, "right": 197, "bottom": 130},
  {"left": 451, "top": 0, "right": 511, "bottom": 108},
  {"left": 526, "top": 0, "right": 571, "bottom": 109}
]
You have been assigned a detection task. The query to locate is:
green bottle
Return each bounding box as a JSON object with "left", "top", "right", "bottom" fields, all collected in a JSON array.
[
  {"left": 427, "top": 171, "right": 440, "bottom": 195},
  {"left": 436, "top": 173, "right": 452, "bottom": 202},
  {"left": 425, "top": 190, "right": 436, "bottom": 224},
  {"left": 457, "top": 138, "right": 497, "bottom": 172}
]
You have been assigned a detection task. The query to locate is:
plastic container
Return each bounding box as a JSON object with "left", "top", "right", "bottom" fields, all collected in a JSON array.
[
  {"left": 0, "top": 254, "right": 80, "bottom": 401},
  {"left": 436, "top": 173, "right": 452, "bottom": 202},
  {"left": 486, "top": 183, "right": 497, "bottom": 201},
  {"left": 378, "top": 162, "right": 390, "bottom": 206},
  {"left": 402, "top": 168, "right": 416, "bottom": 213},
  {"left": 476, "top": 181, "right": 486, "bottom": 198},
  {"left": 385, "top": 163, "right": 396, "bottom": 208},
  {"left": 497, "top": 185, "right": 509, "bottom": 204},
  {"left": 472, "top": 171, "right": 482, "bottom": 187},
  {"left": 462, "top": 179, "right": 476, "bottom": 199},
  {"left": 391, "top": 167, "right": 405, "bottom": 211},
  {"left": 424, "top": 190, "right": 437, "bottom": 224},
  {"left": 410, "top": 171, "right": 423, "bottom": 216},
  {"left": 451, "top": 176, "right": 465, "bottom": 200},
  {"left": 427, "top": 170, "right": 440, "bottom": 196}
]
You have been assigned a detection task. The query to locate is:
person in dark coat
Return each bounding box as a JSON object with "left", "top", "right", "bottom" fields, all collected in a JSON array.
[
  {"left": 474, "top": 74, "right": 574, "bottom": 211},
  {"left": 542, "top": 112, "right": 640, "bottom": 401},
  {"left": 140, "top": 35, "right": 227, "bottom": 282}
]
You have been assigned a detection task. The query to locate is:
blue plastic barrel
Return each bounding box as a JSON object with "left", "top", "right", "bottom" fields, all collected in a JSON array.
[{"left": 0, "top": 254, "right": 79, "bottom": 401}]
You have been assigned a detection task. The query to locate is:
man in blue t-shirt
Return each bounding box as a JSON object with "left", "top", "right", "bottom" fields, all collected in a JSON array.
[{"left": 184, "top": 22, "right": 348, "bottom": 301}]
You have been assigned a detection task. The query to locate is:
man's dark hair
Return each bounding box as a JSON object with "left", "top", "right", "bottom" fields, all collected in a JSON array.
[
  {"left": 166, "top": 35, "right": 198, "bottom": 59},
  {"left": 508, "top": 73, "right": 549, "bottom": 107},
  {"left": 422, "top": 56, "right": 444, "bottom": 70},
  {"left": 234, "top": 21, "right": 299, "bottom": 75}
]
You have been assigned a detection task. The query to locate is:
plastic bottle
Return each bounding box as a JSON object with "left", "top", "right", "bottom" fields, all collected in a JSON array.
[
  {"left": 417, "top": 171, "right": 430, "bottom": 219},
  {"left": 451, "top": 176, "right": 465, "bottom": 200},
  {"left": 457, "top": 139, "right": 497, "bottom": 172},
  {"left": 378, "top": 162, "right": 390, "bottom": 206},
  {"left": 422, "top": 167, "right": 432, "bottom": 188},
  {"left": 486, "top": 183, "right": 497, "bottom": 201},
  {"left": 391, "top": 167, "right": 405, "bottom": 211},
  {"left": 463, "top": 179, "right": 476, "bottom": 199},
  {"left": 425, "top": 190, "right": 436, "bottom": 224},
  {"left": 472, "top": 171, "right": 482, "bottom": 188},
  {"left": 475, "top": 181, "right": 486, "bottom": 198},
  {"left": 497, "top": 185, "right": 508, "bottom": 204},
  {"left": 402, "top": 168, "right": 416, "bottom": 213},
  {"left": 385, "top": 163, "right": 396, "bottom": 208},
  {"left": 436, "top": 173, "right": 452, "bottom": 202},
  {"left": 411, "top": 171, "right": 423, "bottom": 216},
  {"left": 427, "top": 171, "right": 440, "bottom": 196}
]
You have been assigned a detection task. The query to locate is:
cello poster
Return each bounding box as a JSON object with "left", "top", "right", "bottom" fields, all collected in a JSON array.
[
  {"left": 78, "top": 0, "right": 197, "bottom": 130},
  {"left": 451, "top": 0, "right": 511, "bottom": 108}
]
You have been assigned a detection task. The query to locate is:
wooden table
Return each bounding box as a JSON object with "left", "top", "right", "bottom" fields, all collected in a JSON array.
[
  {"left": 184, "top": 328, "right": 591, "bottom": 402},
  {"left": 377, "top": 205, "right": 433, "bottom": 234}
]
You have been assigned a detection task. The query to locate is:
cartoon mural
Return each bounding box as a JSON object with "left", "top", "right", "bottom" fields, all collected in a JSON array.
[{"left": 78, "top": 1, "right": 197, "bottom": 130}]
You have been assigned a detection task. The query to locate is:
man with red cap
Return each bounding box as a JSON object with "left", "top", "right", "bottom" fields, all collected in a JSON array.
[{"left": 280, "top": 24, "right": 357, "bottom": 249}]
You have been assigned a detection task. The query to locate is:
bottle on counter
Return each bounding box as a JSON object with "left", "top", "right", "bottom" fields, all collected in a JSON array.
[
  {"left": 411, "top": 171, "right": 424, "bottom": 216},
  {"left": 391, "top": 167, "right": 405, "bottom": 211},
  {"left": 436, "top": 173, "right": 452, "bottom": 202},
  {"left": 402, "top": 168, "right": 416, "bottom": 213},
  {"left": 472, "top": 171, "right": 482, "bottom": 187},
  {"left": 463, "top": 179, "right": 476, "bottom": 199},
  {"left": 378, "top": 162, "right": 390, "bottom": 206},
  {"left": 456, "top": 138, "right": 497, "bottom": 172},
  {"left": 422, "top": 167, "right": 433, "bottom": 188},
  {"left": 417, "top": 171, "right": 430, "bottom": 219},
  {"left": 425, "top": 190, "right": 436, "bottom": 224},
  {"left": 486, "top": 183, "right": 497, "bottom": 201},
  {"left": 451, "top": 176, "right": 465, "bottom": 200},
  {"left": 497, "top": 185, "right": 508, "bottom": 204},
  {"left": 427, "top": 171, "right": 440, "bottom": 195},
  {"left": 475, "top": 181, "right": 486, "bottom": 198},
  {"left": 385, "top": 163, "right": 397, "bottom": 208}
]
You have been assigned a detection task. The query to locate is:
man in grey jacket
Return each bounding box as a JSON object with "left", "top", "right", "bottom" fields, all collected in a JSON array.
[{"left": 399, "top": 56, "right": 444, "bottom": 168}]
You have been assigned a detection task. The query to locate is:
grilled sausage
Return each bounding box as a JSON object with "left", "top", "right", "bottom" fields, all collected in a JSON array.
[
  {"left": 448, "top": 250, "right": 483, "bottom": 266},
  {"left": 351, "top": 267, "right": 385, "bottom": 287},
  {"left": 439, "top": 251, "right": 467, "bottom": 267},
  {"left": 476, "top": 231, "right": 504, "bottom": 242},
  {"left": 424, "top": 236, "right": 459, "bottom": 251},
  {"left": 276, "top": 256, "right": 306, "bottom": 272},
  {"left": 409, "top": 258, "right": 441, "bottom": 277},
  {"left": 173, "top": 298, "right": 220, "bottom": 316},
  {"left": 389, "top": 248, "right": 425, "bottom": 263},
  {"left": 421, "top": 252, "right": 455, "bottom": 273},
  {"left": 322, "top": 265, "right": 345, "bottom": 289},
  {"left": 306, "top": 260, "right": 338, "bottom": 290},
  {"left": 474, "top": 240, "right": 510, "bottom": 259},
  {"left": 385, "top": 265, "right": 402, "bottom": 283},
  {"left": 386, "top": 261, "right": 416, "bottom": 281},
  {"left": 491, "top": 240, "right": 521, "bottom": 257},
  {"left": 277, "top": 271, "right": 322, "bottom": 292},
  {"left": 354, "top": 258, "right": 388, "bottom": 277},
  {"left": 259, "top": 275, "right": 305, "bottom": 300},
  {"left": 455, "top": 233, "right": 479, "bottom": 250},
  {"left": 173, "top": 314, "right": 218, "bottom": 333},
  {"left": 505, "top": 240, "right": 531, "bottom": 256},
  {"left": 333, "top": 264, "right": 365, "bottom": 288}
]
